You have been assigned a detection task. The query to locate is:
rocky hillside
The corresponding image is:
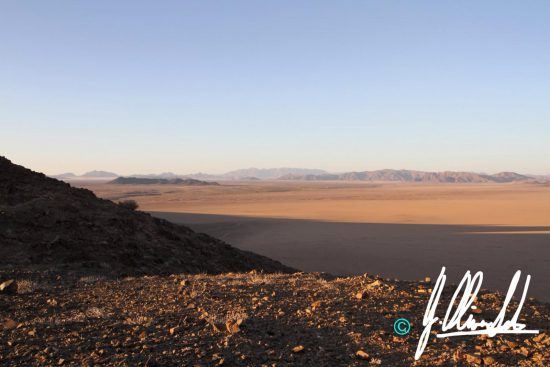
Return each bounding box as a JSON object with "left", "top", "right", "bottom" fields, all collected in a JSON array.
[
  {"left": 279, "top": 169, "right": 532, "bottom": 183},
  {"left": 0, "top": 271, "right": 547, "bottom": 366},
  {"left": 109, "top": 177, "right": 219, "bottom": 186},
  {"left": 0, "top": 157, "right": 292, "bottom": 274}
]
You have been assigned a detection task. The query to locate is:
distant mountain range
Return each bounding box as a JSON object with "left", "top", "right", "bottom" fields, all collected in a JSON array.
[
  {"left": 51, "top": 168, "right": 329, "bottom": 181},
  {"left": 130, "top": 172, "right": 180, "bottom": 179},
  {"left": 182, "top": 168, "right": 329, "bottom": 181},
  {"left": 109, "top": 177, "right": 218, "bottom": 186},
  {"left": 50, "top": 167, "right": 547, "bottom": 183},
  {"left": 278, "top": 170, "right": 535, "bottom": 183},
  {"left": 50, "top": 172, "right": 78, "bottom": 179},
  {"left": 221, "top": 168, "right": 328, "bottom": 180},
  {"left": 530, "top": 174, "right": 550, "bottom": 180},
  {"left": 81, "top": 170, "right": 118, "bottom": 178},
  {"left": 51, "top": 170, "right": 118, "bottom": 179}
]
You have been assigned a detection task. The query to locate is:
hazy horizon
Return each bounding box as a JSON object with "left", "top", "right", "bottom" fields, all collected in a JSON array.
[
  {"left": 36, "top": 162, "right": 548, "bottom": 178},
  {"left": 2, "top": 1, "right": 549, "bottom": 175}
]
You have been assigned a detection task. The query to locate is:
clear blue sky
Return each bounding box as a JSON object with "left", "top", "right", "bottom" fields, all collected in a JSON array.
[{"left": 1, "top": 1, "right": 549, "bottom": 175}]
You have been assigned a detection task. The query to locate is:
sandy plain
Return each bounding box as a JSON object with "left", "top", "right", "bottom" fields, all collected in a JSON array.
[{"left": 79, "top": 181, "right": 550, "bottom": 300}]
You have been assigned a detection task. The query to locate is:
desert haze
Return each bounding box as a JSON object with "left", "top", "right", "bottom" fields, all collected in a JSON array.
[{"left": 80, "top": 180, "right": 550, "bottom": 301}]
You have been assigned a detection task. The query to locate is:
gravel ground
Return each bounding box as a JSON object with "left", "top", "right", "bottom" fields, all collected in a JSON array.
[{"left": 0, "top": 271, "right": 548, "bottom": 366}]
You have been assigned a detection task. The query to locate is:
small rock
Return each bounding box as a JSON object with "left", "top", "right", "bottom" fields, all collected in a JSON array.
[
  {"left": 505, "top": 340, "right": 518, "bottom": 348},
  {"left": 207, "top": 318, "right": 226, "bottom": 333},
  {"left": 225, "top": 319, "right": 243, "bottom": 334},
  {"left": 365, "top": 279, "right": 383, "bottom": 290},
  {"left": 518, "top": 346, "right": 529, "bottom": 357},
  {"left": 0, "top": 280, "right": 17, "bottom": 294},
  {"left": 532, "top": 333, "right": 546, "bottom": 343},
  {"left": 356, "top": 350, "right": 370, "bottom": 360},
  {"left": 464, "top": 354, "right": 481, "bottom": 364},
  {"left": 292, "top": 345, "right": 304, "bottom": 353},
  {"left": 3, "top": 318, "right": 17, "bottom": 330}
]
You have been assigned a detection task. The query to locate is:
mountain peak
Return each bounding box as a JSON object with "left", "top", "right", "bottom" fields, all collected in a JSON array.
[{"left": 81, "top": 170, "right": 118, "bottom": 178}]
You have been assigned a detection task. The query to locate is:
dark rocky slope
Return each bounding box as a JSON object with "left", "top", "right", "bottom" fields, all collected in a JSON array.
[{"left": 0, "top": 157, "right": 293, "bottom": 274}]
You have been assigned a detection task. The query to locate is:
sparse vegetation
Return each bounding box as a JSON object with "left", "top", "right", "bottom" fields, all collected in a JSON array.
[{"left": 117, "top": 199, "right": 139, "bottom": 210}]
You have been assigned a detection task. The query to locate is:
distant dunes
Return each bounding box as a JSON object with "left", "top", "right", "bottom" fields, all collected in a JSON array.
[
  {"left": 278, "top": 169, "right": 532, "bottom": 183},
  {"left": 109, "top": 177, "right": 219, "bottom": 186}
]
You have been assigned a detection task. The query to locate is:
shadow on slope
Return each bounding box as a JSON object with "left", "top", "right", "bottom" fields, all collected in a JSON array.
[{"left": 151, "top": 212, "right": 550, "bottom": 301}]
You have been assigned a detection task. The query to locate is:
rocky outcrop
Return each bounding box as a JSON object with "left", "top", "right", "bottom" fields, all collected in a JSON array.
[{"left": 0, "top": 157, "right": 293, "bottom": 275}]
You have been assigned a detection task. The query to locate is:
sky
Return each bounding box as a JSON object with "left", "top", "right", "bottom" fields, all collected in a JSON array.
[{"left": 1, "top": 1, "right": 549, "bottom": 175}]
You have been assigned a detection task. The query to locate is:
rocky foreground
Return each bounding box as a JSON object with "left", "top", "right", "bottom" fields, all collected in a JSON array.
[{"left": 0, "top": 271, "right": 548, "bottom": 367}]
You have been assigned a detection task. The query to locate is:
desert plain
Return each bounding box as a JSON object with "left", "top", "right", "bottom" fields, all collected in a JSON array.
[{"left": 79, "top": 180, "right": 550, "bottom": 300}]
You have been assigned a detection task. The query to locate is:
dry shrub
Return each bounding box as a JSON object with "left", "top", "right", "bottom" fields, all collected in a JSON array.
[{"left": 117, "top": 199, "right": 138, "bottom": 210}]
